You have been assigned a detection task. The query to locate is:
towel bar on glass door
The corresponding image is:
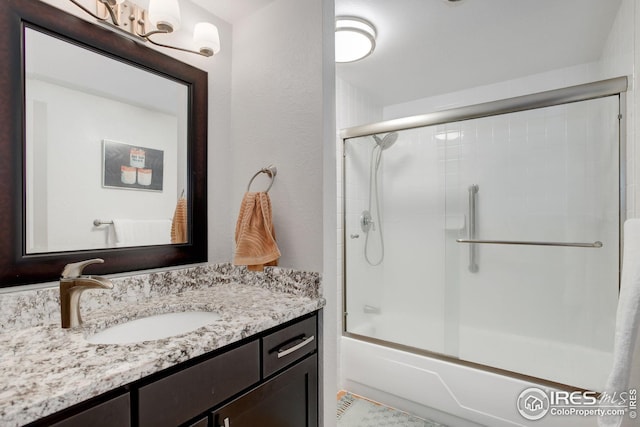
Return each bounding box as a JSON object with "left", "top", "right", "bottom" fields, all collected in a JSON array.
[
  {"left": 246, "top": 165, "right": 277, "bottom": 192},
  {"left": 456, "top": 239, "right": 603, "bottom": 248}
]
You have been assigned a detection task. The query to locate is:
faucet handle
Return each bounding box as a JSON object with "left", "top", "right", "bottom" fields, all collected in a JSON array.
[{"left": 61, "top": 258, "right": 104, "bottom": 278}]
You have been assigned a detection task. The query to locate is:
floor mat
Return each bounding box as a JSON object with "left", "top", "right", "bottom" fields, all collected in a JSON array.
[{"left": 337, "top": 391, "right": 447, "bottom": 427}]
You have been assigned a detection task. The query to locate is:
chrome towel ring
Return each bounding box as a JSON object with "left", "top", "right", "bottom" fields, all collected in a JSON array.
[{"left": 247, "top": 165, "right": 277, "bottom": 192}]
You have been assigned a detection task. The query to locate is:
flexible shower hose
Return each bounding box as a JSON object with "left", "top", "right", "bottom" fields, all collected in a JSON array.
[{"left": 364, "top": 144, "right": 385, "bottom": 266}]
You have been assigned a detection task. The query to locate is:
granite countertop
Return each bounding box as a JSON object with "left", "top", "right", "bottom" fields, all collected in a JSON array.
[{"left": 0, "top": 263, "right": 324, "bottom": 427}]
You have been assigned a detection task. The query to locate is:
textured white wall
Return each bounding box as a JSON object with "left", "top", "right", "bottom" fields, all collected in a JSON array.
[
  {"left": 231, "top": 3, "right": 332, "bottom": 425},
  {"left": 321, "top": 1, "right": 338, "bottom": 424},
  {"left": 230, "top": 0, "right": 324, "bottom": 272}
]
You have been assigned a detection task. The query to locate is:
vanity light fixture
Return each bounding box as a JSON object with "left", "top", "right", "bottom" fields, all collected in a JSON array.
[
  {"left": 69, "top": 0, "right": 220, "bottom": 57},
  {"left": 335, "top": 17, "right": 376, "bottom": 63}
]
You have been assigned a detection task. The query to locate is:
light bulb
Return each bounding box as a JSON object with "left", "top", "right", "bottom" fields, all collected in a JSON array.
[
  {"left": 148, "top": 0, "right": 181, "bottom": 33},
  {"left": 193, "top": 22, "right": 220, "bottom": 56}
]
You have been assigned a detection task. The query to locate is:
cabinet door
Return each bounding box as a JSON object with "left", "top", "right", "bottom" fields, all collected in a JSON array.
[
  {"left": 187, "top": 416, "right": 209, "bottom": 427},
  {"left": 138, "top": 341, "right": 259, "bottom": 427},
  {"left": 48, "top": 393, "right": 130, "bottom": 427},
  {"left": 212, "top": 354, "right": 317, "bottom": 427}
]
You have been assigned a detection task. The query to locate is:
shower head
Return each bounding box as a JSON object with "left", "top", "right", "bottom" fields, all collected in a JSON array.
[{"left": 372, "top": 132, "right": 398, "bottom": 150}]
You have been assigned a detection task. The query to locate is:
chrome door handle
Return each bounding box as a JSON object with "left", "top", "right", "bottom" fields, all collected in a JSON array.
[{"left": 467, "top": 184, "right": 479, "bottom": 273}]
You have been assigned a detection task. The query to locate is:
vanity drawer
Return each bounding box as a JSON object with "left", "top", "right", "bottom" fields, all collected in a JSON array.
[
  {"left": 262, "top": 315, "right": 317, "bottom": 378},
  {"left": 137, "top": 341, "right": 260, "bottom": 427}
]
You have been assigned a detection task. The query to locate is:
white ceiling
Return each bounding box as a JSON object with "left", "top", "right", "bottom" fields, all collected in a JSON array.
[
  {"left": 336, "top": 0, "right": 623, "bottom": 106},
  {"left": 195, "top": 0, "right": 623, "bottom": 107},
  {"left": 190, "top": 0, "right": 276, "bottom": 24}
]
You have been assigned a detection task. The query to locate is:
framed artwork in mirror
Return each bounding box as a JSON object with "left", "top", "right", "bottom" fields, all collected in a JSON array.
[{"left": 102, "top": 140, "right": 165, "bottom": 191}]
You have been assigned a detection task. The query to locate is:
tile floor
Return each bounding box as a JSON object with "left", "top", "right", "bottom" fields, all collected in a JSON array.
[{"left": 337, "top": 391, "right": 447, "bottom": 427}]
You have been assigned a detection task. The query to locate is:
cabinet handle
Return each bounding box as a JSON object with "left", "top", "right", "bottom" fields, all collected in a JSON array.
[{"left": 276, "top": 335, "right": 315, "bottom": 359}]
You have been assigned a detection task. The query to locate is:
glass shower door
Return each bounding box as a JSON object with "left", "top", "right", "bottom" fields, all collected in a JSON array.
[
  {"left": 446, "top": 96, "right": 620, "bottom": 390},
  {"left": 344, "top": 126, "right": 447, "bottom": 354},
  {"left": 343, "top": 94, "right": 621, "bottom": 391}
]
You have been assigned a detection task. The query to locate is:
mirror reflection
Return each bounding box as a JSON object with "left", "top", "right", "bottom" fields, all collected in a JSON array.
[{"left": 25, "top": 27, "right": 189, "bottom": 254}]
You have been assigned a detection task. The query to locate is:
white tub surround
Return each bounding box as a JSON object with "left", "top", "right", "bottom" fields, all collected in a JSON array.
[
  {"left": 342, "top": 337, "right": 603, "bottom": 427},
  {"left": 0, "top": 264, "right": 324, "bottom": 427}
]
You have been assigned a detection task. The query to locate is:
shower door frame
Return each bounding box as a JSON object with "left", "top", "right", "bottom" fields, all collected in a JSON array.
[{"left": 340, "top": 76, "right": 628, "bottom": 391}]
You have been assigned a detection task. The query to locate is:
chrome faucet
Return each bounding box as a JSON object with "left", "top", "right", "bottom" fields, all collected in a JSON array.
[{"left": 60, "top": 258, "right": 113, "bottom": 328}]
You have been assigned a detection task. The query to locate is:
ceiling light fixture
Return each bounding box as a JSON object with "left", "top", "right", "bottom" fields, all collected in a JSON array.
[
  {"left": 335, "top": 17, "right": 376, "bottom": 63},
  {"left": 69, "top": 0, "right": 220, "bottom": 57}
]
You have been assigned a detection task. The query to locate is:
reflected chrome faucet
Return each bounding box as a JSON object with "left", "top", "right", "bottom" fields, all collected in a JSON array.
[{"left": 60, "top": 258, "right": 113, "bottom": 328}]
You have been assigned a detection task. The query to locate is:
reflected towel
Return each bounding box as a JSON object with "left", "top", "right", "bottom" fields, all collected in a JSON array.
[
  {"left": 171, "top": 197, "right": 188, "bottom": 244},
  {"left": 112, "top": 219, "right": 172, "bottom": 247},
  {"left": 598, "top": 219, "right": 640, "bottom": 427},
  {"left": 234, "top": 192, "right": 280, "bottom": 271}
]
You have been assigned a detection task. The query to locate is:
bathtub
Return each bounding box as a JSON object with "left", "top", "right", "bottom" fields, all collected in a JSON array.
[{"left": 341, "top": 336, "right": 607, "bottom": 427}]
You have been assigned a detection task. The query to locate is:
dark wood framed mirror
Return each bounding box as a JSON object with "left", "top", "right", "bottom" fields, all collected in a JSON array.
[{"left": 0, "top": 0, "right": 208, "bottom": 287}]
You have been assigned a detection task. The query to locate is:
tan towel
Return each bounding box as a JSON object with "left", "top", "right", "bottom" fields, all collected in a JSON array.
[
  {"left": 171, "top": 197, "right": 187, "bottom": 244},
  {"left": 234, "top": 192, "right": 280, "bottom": 271}
]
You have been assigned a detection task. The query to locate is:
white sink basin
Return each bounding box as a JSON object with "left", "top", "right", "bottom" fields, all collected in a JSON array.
[{"left": 86, "top": 311, "right": 221, "bottom": 344}]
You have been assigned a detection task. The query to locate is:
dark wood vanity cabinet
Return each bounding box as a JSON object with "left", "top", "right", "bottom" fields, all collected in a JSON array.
[
  {"left": 28, "top": 312, "right": 319, "bottom": 427},
  {"left": 24, "top": 390, "right": 131, "bottom": 427},
  {"left": 46, "top": 392, "right": 131, "bottom": 427},
  {"left": 140, "top": 312, "right": 319, "bottom": 427},
  {"left": 137, "top": 341, "right": 261, "bottom": 427},
  {"left": 211, "top": 316, "right": 318, "bottom": 427},
  {"left": 212, "top": 354, "right": 317, "bottom": 427},
  {"left": 211, "top": 315, "right": 318, "bottom": 427}
]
